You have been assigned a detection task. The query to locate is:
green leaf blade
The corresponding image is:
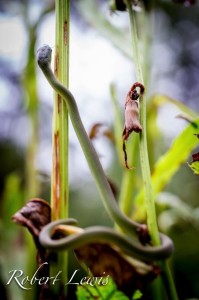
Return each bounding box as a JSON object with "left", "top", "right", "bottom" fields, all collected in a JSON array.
[{"left": 134, "top": 119, "right": 199, "bottom": 219}]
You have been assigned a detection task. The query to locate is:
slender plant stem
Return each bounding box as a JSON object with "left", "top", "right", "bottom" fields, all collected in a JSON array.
[
  {"left": 125, "top": 0, "right": 159, "bottom": 245},
  {"left": 24, "top": 26, "right": 40, "bottom": 201},
  {"left": 110, "top": 84, "right": 124, "bottom": 166},
  {"left": 50, "top": 0, "right": 70, "bottom": 295},
  {"left": 118, "top": 8, "right": 152, "bottom": 219},
  {"left": 23, "top": 24, "right": 39, "bottom": 300},
  {"left": 125, "top": 2, "right": 178, "bottom": 299},
  {"left": 22, "top": 5, "right": 54, "bottom": 300},
  {"left": 161, "top": 261, "right": 179, "bottom": 300},
  {"left": 125, "top": 4, "right": 161, "bottom": 297},
  {"left": 119, "top": 135, "right": 139, "bottom": 216},
  {"left": 51, "top": 0, "right": 69, "bottom": 220}
]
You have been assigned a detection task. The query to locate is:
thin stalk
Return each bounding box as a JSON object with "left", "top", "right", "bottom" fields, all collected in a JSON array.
[
  {"left": 161, "top": 261, "right": 179, "bottom": 300},
  {"left": 50, "top": 0, "right": 70, "bottom": 295},
  {"left": 25, "top": 28, "right": 39, "bottom": 199},
  {"left": 125, "top": 0, "right": 159, "bottom": 245},
  {"left": 119, "top": 135, "right": 139, "bottom": 216},
  {"left": 22, "top": 5, "right": 54, "bottom": 300},
  {"left": 125, "top": 1, "right": 178, "bottom": 299},
  {"left": 23, "top": 26, "right": 39, "bottom": 300},
  {"left": 110, "top": 84, "right": 124, "bottom": 166},
  {"left": 119, "top": 9, "right": 153, "bottom": 218}
]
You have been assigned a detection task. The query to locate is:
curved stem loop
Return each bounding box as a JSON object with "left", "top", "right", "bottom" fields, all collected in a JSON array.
[{"left": 40, "top": 219, "right": 173, "bottom": 262}]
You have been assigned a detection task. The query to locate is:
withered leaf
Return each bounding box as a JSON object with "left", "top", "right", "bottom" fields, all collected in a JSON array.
[
  {"left": 89, "top": 123, "right": 103, "bottom": 139},
  {"left": 12, "top": 198, "right": 51, "bottom": 266},
  {"left": 12, "top": 199, "right": 53, "bottom": 300},
  {"left": 75, "top": 243, "right": 160, "bottom": 297},
  {"left": 89, "top": 123, "right": 114, "bottom": 142},
  {"left": 122, "top": 141, "right": 134, "bottom": 170},
  {"left": 122, "top": 83, "right": 144, "bottom": 170},
  {"left": 123, "top": 100, "right": 142, "bottom": 141},
  {"left": 12, "top": 198, "right": 51, "bottom": 237},
  {"left": 122, "top": 100, "right": 142, "bottom": 169}
]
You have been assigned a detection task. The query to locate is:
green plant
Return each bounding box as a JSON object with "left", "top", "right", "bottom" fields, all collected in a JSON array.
[
  {"left": 50, "top": 0, "right": 70, "bottom": 295},
  {"left": 8, "top": 1, "right": 199, "bottom": 299},
  {"left": 36, "top": 32, "right": 174, "bottom": 300}
]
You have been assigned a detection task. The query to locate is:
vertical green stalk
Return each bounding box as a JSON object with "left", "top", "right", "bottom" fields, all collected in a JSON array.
[
  {"left": 119, "top": 135, "right": 139, "bottom": 216},
  {"left": 23, "top": 26, "right": 39, "bottom": 300},
  {"left": 125, "top": 0, "right": 159, "bottom": 245},
  {"left": 50, "top": 0, "right": 70, "bottom": 295},
  {"left": 110, "top": 84, "right": 124, "bottom": 166},
  {"left": 25, "top": 28, "right": 39, "bottom": 200},
  {"left": 125, "top": 1, "right": 178, "bottom": 299},
  {"left": 118, "top": 9, "right": 152, "bottom": 218},
  {"left": 22, "top": 6, "right": 54, "bottom": 300},
  {"left": 161, "top": 261, "right": 179, "bottom": 300}
]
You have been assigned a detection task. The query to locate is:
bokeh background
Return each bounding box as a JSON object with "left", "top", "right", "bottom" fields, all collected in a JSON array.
[{"left": 0, "top": 0, "right": 199, "bottom": 299}]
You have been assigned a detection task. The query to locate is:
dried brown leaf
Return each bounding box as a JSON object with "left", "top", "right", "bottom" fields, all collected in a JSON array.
[
  {"left": 89, "top": 123, "right": 103, "bottom": 139},
  {"left": 12, "top": 198, "right": 51, "bottom": 237},
  {"left": 75, "top": 243, "right": 160, "bottom": 297},
  {"left": 12, "top": 199, "right": 52, "bottom": 300},
  {"left": 122, "top": 83, "right": 144, "bottom": 170},
  {"left": 89, "top": 123, "right": 114, "bottom": 142}
]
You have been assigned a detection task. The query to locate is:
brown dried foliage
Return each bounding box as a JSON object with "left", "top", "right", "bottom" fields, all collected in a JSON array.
[
  {"left": 122, "top": 82, "right": 144, "bottom": 169},
  {"left": 12, "top": 199, "right": 53, "bottom": 300},
  {"left": 75, "top": 242, "right": 160, "bottom": 297}
]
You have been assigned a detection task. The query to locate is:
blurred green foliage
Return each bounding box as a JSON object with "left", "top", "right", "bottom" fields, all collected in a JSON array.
[{"left": 76, "top": 278, "right": 130, "bottom": 300}]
